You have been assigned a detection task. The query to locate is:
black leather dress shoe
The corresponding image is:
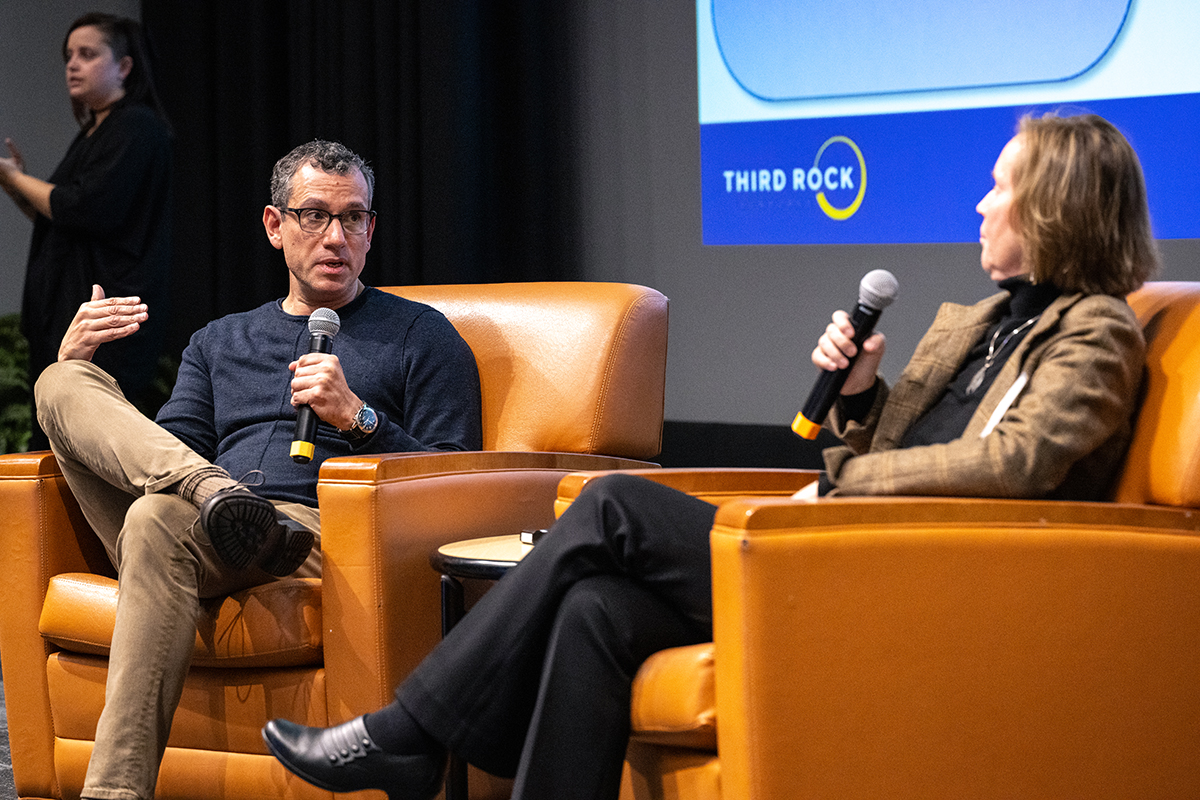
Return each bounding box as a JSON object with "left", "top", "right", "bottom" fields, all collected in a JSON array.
[
  {"left": 263, "top": 716, "right": 447, "bottom": 800},
  {"left": 199, "top": 487, "right": 314, "bottom": 576}
]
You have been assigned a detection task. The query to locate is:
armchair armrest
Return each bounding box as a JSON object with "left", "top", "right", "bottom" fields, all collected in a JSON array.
[
  {"left": 0, "top": 451, "right": 111, "bottom": 575},
  {"left": 0, "top": 451, "right": 115, "bottom": 798},
  {"left": 319, "top": 449, "right": 656, "bottom": 482},
  {"left": 709, "top": 495, "right": 1200, "bottom": 800},
  {"left": 316, "top": 450, "right": 658, "bottom": 723},
  {"left": 554, "top": 468, "right": 820, "bottom": 517}
]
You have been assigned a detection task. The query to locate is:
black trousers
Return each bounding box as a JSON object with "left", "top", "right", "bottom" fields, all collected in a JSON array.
[{"left": 397, "top": 474, "right": 718, "bottom": 800}]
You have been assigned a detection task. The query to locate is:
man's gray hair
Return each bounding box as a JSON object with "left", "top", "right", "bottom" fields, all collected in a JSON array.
[{"left": 270, "top": 140, "right": 375, "bottom": 209}]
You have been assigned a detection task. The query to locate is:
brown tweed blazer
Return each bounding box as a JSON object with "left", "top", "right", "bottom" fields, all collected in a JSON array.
[{"left": 823, "top": 289, "right": 1145, "bottom": 500}]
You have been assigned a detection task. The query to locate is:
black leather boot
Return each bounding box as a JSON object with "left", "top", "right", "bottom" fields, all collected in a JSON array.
[{"left": 263, "top": 716, "right": 447, "bottom": 800}]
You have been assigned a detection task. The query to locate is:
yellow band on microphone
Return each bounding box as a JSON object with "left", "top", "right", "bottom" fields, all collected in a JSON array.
[
  {"left": 791, "top": 411, "right": 821, "bottom": 440},
  {"left": 290, "top": 440, "right": 315, "bottom": 463}
]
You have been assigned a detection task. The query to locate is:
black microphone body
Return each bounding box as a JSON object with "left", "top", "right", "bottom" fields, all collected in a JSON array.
[
  {"left": 291, "top": 308, "right": 341, "bottom": 463},
  {"left": 793, "top": 270, "right": 898, "bottom": 440}
]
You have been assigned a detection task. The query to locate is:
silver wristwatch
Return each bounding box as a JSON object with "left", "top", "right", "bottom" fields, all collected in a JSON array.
[{"left": 341, "top": 402, "right": 379, "bottom": 444}]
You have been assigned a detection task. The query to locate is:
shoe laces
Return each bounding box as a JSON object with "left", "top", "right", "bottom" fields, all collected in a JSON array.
[{"left": 233, "top": 469, "right": 267, "bottom": 490}]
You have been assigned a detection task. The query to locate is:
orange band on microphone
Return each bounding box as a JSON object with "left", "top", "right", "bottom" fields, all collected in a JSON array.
[{"left": 791, "top": 412, "right": 821, "bottom": 440}]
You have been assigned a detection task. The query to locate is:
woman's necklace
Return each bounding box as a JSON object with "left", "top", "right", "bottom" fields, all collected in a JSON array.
[{"left": 964, "top": 316, "right": 1039, "bottom": 395}]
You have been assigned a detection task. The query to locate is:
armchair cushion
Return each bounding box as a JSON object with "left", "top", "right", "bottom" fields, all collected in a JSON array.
[
  {"left": 40, "top": 573, "right": 323, "bottom": 668},
  {"left": 630, "top": 642, "right": 716, "bottom": 750},
  {"left": 46, "top": 651, "right": 326, "bottom": 754}
]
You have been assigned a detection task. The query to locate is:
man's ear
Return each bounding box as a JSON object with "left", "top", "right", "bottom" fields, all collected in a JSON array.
[{"left": 262, "top": 205, "right": 284, "bottom": 250}]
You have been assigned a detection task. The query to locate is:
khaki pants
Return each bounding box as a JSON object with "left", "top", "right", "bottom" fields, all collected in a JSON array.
[{"left": 36, "top": 360, "right": 321, "bottom": 800}]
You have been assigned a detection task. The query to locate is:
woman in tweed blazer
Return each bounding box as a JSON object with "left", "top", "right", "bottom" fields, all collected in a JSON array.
[
  {"left": 263, "top": 113, "right": 1160, "bottom": 800},
  {"left": 812, "top": 113, "right": 1156, "bottom": 501}
]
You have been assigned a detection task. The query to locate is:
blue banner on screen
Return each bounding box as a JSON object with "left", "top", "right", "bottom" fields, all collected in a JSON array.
[
  {"left": 700, "top": 95, "right": 1200, "bottom": 245},
  {"left": 698, "top": 0, "right": 1200, "bottom": 245}
]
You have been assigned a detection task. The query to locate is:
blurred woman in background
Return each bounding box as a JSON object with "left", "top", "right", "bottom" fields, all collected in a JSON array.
[{"left": 0, "top": 12, "right": 172, "bottom": 450}]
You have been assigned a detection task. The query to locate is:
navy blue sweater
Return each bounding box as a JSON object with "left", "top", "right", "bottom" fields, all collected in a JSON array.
[{"left": 156, "top": 287, "right": 482, "bottom": 505}]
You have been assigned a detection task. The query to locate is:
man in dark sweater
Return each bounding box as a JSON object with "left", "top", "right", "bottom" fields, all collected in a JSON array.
[{"left": 33, "top": 140, "right": 482, "bottom": 800}]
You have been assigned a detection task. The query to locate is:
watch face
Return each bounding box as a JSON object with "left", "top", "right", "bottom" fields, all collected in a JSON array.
[{"left": 357, "top": 405, "right": 378, "bottom": 432}]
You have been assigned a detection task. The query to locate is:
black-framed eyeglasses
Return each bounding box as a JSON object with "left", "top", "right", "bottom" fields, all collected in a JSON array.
[{"left": 282, "top": 207, "right": 376, "bottom": 235}]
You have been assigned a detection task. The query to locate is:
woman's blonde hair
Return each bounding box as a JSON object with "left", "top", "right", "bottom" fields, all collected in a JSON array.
[{"left": 1011, "top": 113, "right": 1158, "bottom": 296}]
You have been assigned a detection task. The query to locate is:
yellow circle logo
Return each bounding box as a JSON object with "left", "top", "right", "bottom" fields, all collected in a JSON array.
[{"left": 813, "top": 136, "right": 867, "bottom": 221}]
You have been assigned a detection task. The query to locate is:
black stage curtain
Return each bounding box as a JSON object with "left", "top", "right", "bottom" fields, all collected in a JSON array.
[{"left": 141, "top": 1, "right": 581, "bottom": 356}]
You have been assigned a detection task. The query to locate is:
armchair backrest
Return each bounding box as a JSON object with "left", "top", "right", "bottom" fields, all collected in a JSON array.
[
  {"left": 381, "top": 282, "right": 668, "bottom": 459},
  {"left": 1112, "top": 281, "right": 1200, "bottom": 506}
]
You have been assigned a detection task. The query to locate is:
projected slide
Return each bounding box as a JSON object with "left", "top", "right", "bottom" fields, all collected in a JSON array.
[{"left": 699, "top": 0, "right": 1200, "bottom": 245}]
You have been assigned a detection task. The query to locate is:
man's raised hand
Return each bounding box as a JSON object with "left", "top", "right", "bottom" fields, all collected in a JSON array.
[{"left": 58, "top": 284, "right": 149, "bottom": 363}]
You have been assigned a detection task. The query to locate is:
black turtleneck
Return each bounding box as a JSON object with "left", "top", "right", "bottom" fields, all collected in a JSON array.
[{"left": 896, "top": 277, "right": 1063, "bottom": 449}]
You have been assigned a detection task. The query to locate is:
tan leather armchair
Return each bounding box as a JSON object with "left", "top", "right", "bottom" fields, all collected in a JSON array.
[
  {"left": 558, "top": 281, "right": 1200, "bottom": 800},
  {"left": 0, "top": 281, "right": 667, "bottom": 800}
]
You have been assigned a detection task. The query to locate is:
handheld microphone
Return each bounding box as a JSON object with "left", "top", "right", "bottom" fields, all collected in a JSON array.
[
  {"left": 792, "top": 269, "right": 899, "bottom": 440},
  {"left": 290, "top": 307, "right": 342, "bottom": 463}
]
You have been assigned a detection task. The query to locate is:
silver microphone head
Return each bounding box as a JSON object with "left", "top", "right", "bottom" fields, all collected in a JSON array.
[
  {"left": 308, "top": 307, "right": 341, "bottom": 337},
  {"left": 858, "top": 269, "right": 899, "bottom": 311}
]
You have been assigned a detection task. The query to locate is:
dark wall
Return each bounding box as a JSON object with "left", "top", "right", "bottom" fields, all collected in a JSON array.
[{"left": 140, "top": 2, "right": 585, "bottom": 358}]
